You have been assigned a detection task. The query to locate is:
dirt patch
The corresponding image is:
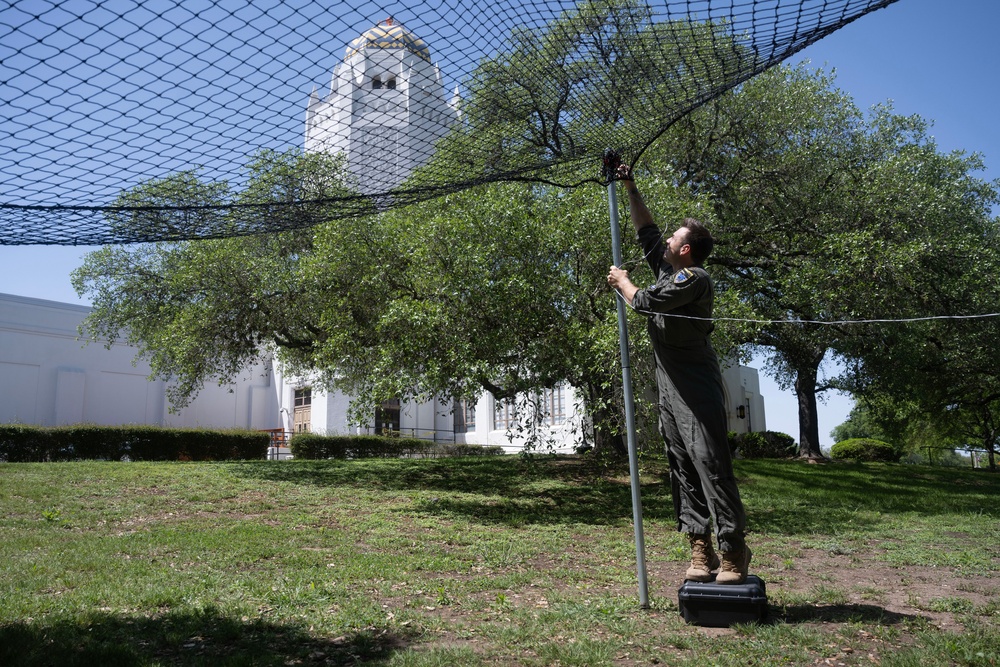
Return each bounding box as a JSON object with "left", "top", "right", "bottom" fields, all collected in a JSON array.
[
  {"left": 766, "top": 546, "right": 995, "bottom": 630},
  {"left": 390, "top": 543, "right": 997, "bottom": 662},
  {"left": 642, "top": 543, "right": 996, "bottom": 635}
]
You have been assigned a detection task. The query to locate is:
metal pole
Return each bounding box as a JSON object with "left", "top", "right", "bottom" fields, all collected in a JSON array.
[{"left": 606, "top": 177, "right": 650, "bottom": 609}]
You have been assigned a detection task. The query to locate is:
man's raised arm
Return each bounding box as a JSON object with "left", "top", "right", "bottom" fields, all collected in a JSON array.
[{"left": 617, "top": 165, "right": 655, "bottom": 232}]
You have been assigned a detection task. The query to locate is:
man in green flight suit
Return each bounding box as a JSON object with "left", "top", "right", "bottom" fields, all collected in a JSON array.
[{"left": 606, "top": 166, "right": 751, "bottom": 584}]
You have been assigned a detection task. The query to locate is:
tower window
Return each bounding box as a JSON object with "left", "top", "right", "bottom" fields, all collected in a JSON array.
[
  {"left": 386, "top": 77, "right": 396, "bottom": 90},
  {"left": 371, "top": 76, "right": 382, "bottom": 89}
]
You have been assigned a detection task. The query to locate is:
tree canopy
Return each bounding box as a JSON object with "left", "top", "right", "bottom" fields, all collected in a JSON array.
[
  {"left": 72, "top": 150, "right": 365, "bottom": 408},
  {"left": 75, "top": 4, "right": 750, "bottom": 454},
  {"left": 73, "top": 7, "right": 1000, "bottom": 463},
  {"left": 649, "top": 62, "right": 1000, "bottom": 458}
]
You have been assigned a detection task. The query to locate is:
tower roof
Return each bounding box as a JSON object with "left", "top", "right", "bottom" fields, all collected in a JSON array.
[{"left": 345, "top": 18, "right": 431, "bottom": 63}]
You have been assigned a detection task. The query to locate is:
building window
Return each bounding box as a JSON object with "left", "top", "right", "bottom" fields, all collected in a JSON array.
[
  {"left": 543, "top": 384, "right": 566, "bottom": 425},
  {"left": 465, "top": 400, "right": 476, "bottom": 431},
  {"left": 375, "top": 398, "right": 400, "bottom": 435},
  {"left": 386, "top": 77, "right": 396, "bottom": 90},
  {"left": 371, "top": 76, "right": 382, "bottom": 89},
  {"left": 454, "top": 399, "right": 477, "bottom": 434},
  {"left": 493, "top": 396, "right": 515, "bottom": 431},
  {"left": 293, "top": 387, "right": 311, "bottom": 433}
]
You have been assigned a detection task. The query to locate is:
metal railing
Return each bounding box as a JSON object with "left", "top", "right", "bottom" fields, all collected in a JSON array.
[{"left": 258, "top": 429, "right": 292, "bottom": 460}]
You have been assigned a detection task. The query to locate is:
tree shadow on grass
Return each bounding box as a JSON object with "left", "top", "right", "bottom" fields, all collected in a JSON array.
[
  {"left": 776, "top": 602, "right": 929, "bottom": 626},
  {"left": 739, "top": 459, "right": 1000, "bottom": 518},
  {"left": 731, "top": 459, "right": 1000, "bottom": 536},
  {"left": 228, "top": 456, "right": 1000, "bottom": 534},
  {"left": 229, "top": 456, "right": 604, "bottom": 496},
  {"left": 0, "top": 607, "right": 414, "bottom": 666},
  {"left": 228, "top": 456, "right": 678, "bottom": 527}
]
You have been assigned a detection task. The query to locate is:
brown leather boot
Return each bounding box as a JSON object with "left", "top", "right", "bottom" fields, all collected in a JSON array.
[
  {"left": 716, "top": 547, "right": 752, "bottom": 584},
  {"left": 685, "top": 534, "right": 721, "bottom": 582}
]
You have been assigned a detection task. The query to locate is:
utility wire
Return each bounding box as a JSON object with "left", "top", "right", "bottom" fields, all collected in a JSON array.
[{"left": 614, "top": 289, "right": 1000, "bottom": 325}]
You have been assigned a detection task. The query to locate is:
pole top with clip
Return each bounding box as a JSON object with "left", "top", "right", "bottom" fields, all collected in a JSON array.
[{"left": 601, "top": 148, "right": 622, "bottom": 185}]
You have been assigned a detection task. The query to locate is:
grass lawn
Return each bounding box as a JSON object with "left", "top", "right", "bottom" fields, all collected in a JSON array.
[{"left": 1, "top": 455, "right": 998, "bottom": 666}]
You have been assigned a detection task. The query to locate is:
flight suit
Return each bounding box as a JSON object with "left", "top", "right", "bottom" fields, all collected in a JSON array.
[{"left": 631, "top": 225, "right": 747, "bottom": 553}]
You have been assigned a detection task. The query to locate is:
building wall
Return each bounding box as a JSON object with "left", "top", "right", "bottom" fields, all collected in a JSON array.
[
  {"left": 0, "top": 293, "right": 279, "bottom": 430},
  {"left": 1, "top": 293, "right": 769, "bottom": 454},
  {"left": 722, "top": 363, "right": 767, "bottom": 434}
]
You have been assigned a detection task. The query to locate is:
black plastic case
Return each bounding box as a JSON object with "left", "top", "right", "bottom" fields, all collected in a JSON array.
[{"left": 677, "top": 575, "right": 768, "bottom": 627}]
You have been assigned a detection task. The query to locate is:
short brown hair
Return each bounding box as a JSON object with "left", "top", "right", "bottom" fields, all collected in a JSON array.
[{"left": 681, "top": 218, "right": 713, "bottom": 266}]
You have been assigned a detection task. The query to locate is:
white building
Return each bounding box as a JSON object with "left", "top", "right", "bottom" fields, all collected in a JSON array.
[
  {"left": 0, "top": 293, "right": 277, "bottom": 431},
  {"left": 305, "top": 17, "right": 459, "bottom": 194},
  {"left": 0, "top": 20, "right": 767, "bottom": 455},
  {"left": 0, "top": 292, "right": 765, "bottom": 453},
  {"left": 0, "top": 292, "right": 587, "bottom": 452}
]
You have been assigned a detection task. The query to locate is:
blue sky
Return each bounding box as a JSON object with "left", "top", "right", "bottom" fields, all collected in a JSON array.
[{"left": 1, "top": 0, "right": 996, "bottom": 446}]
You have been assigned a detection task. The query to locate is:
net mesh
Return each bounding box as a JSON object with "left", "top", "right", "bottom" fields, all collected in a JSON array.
[{"left": 1, "top": 0, "right": 899, "bottom": 245}]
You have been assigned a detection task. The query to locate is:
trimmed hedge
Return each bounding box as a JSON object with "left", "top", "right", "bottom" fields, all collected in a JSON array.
[
  {"left": 0, "top": 424, "right": 269, "bottom": 462},
  {"left": 290, "top": 433, "right": 504, "bottom": 459},
  {"left": 441, "top": 443, "right": 505, "bottom": 457},
  {"left": 729, "top": 430, "right": 798, "bottom": 459},
  {"left": 830, "top": 437, "right": 899, "bottom": 463}
]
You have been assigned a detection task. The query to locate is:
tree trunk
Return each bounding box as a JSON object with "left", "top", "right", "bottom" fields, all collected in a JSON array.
[
  {"left": 588, "top": 380, "right": 627, "bottom": 457},
  {"left": 794, "top": 353, "right": 825, "bottom": 460},
  {"left": 593, "top": 408, "right": 627, "bottom": 456}
]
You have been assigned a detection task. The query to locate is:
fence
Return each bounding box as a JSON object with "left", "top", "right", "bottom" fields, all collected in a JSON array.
[{"left": 259, "top": 429, "right": 292, "bottom": 460}]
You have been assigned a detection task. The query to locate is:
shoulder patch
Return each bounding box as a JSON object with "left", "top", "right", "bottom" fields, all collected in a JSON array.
[{"left": 673, "top": 268, "right": 695, "bottom": 285}]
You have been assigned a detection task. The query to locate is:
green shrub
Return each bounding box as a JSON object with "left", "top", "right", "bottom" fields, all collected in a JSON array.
[
  {"left": 0, "top": 424, "right": 53, "bottom": 462},
  {"left": 729, "top": 430, "right": 798, "bottom": 459},
  {"left": 830, "top": 438, "right": 899, "bottom": 463},
  {"left": 290, "top": 433, "right": 428, "bottom": 459},
  {"left": 289, "top": 433, "right": 505, "bottom": 459},
  {"left": 433, "top": 443, "right": 505, "bottom": 457},
  {"left": 0, "top": 424, "right": 268, "bottom": 462}
]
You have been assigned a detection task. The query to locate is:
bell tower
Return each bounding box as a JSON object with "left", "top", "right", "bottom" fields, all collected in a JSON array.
[{"left": 305, "top": 18, "right": 458, "bottom": 194}]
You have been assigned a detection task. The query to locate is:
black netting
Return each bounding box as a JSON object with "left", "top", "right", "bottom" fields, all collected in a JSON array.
[{"left": 1, "top": 0, "right": 899, "bottom": 245}]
